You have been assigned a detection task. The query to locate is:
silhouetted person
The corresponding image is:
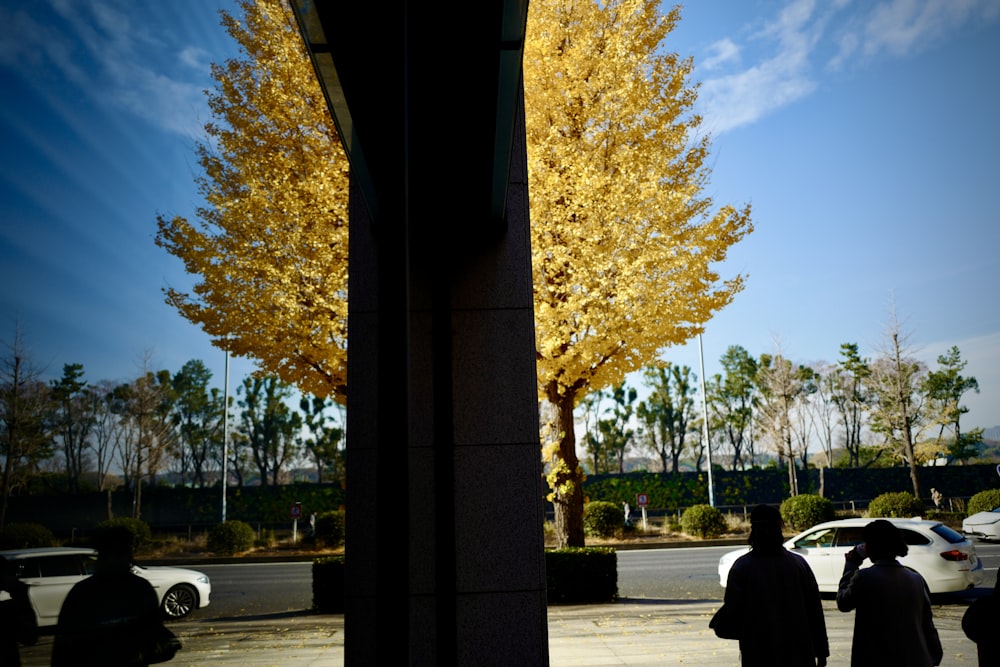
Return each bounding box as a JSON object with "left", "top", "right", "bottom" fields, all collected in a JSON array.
[
  {"left": 0, "top": 559, "right": 38, "bottom": 667},
  {"left": 962, "top": 576, "right": 1000, "bottom": 666},
  {"left": 715, "top": 504, "right": 829, "bottom": 666},
  {"left": 837, "top": 519, "right": 943, "bottom": 667},
  {"left": 52, "top": 526, "right": 180, "bottom": 666}
]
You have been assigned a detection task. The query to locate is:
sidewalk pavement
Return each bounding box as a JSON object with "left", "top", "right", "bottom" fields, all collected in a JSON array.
[{"left": 18, "top": 598, "right": 980, "bottom": 666}]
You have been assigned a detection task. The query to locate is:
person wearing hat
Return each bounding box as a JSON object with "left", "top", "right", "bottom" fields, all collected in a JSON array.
[
  {"left": 837, "top": 519, "right": 943, "bottom": 666},
  {"left": 712, "top": 504, "right": 829, "bottom": 666}
]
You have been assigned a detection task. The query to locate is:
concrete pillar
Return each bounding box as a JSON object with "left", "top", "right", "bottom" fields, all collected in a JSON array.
[{"left": 345, "top": 88, "right": 549, "bottom": 665}]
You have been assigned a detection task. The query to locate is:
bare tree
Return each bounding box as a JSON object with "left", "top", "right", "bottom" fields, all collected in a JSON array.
[
  {"left": 756, "top": 345, "right": 816, "bottom": 495},
  {"left": 0, "top": 324, "right": 53, "bottom": 529},
  {"left": 808, "top": 362, "right": 841, "bottom": 468},
  {"left": 869, "top": 308, "right": 928, "bottom": 498},
  {"left": 109, "top": 353, "right": 177, "bottom": 518},
  {"left": 89, "top": 380, "right": 123, "bottom": 491}
]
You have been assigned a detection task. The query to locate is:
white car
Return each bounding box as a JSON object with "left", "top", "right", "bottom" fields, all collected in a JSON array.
[
  {"left": 718, "top": 517, "right": 983, "bottom": 594},
  {"left": 0, "top": 547, "right": 211, "bottom": 626},
  {"left": 962, "top": 507, "right": 1000, "bottom": 541}
]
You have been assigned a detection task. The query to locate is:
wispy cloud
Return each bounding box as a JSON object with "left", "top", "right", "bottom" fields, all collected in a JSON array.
[
  {"left": 697, "top": 0, "right": 820, "bottom": 135},
  {"left": 701, "top": 38, "right": 741, "bottom": 71},
  {"left": 695, "top": 0, "right": 1000, "bottom": 135},
  {"left": 859, "top": 0, "right": 999, "bottom": 58},
  {"left": 1, "top": 0, "right": 219, "bottom": 139}
]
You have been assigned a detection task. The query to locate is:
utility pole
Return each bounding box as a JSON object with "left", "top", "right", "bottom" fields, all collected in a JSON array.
[
  {"left": 222, "top": 348, "right": 229, "bottom": 523},
  {"left": 698, "top": 333, "right": 715, "bottom": 507}
]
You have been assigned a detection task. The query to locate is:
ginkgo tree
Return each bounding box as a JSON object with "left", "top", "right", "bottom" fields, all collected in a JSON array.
[
  {"left": 156, "top": 0, "right": 752, "bottom": 548},
  {"left": 155, "top": 0, "right": 350, "bottom": 401},
  {"left": 525, "top": 0, "right": 752, "bottom": 546}
]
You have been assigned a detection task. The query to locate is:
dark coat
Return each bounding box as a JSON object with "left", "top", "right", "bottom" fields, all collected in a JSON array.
[
  {"left": 837, "top": 560, "right": 943, "bottom": 667},
  {"left": 724, "top": 548, "right": 830, "bottom": 666},
  {"left": 962, "top": 579, "right": 1000, "bottom": 666},
  {"left": 1, "top": 575, "right": 38, "bottom": 667},
  {"left": 51, "top": 570, "right": 165, "bottom": 667}
]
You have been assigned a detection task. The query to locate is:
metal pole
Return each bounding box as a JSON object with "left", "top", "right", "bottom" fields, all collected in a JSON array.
[
  {"left": 698, "top": 333, "right": 716, "bottom": 507},
  {"left": 222, "top": 348, "right": 229, "bottom": 523}
]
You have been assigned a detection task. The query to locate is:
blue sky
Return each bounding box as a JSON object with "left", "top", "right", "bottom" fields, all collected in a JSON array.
[{"left": 1, "top": 0, "right": 997, "bottom": 432}]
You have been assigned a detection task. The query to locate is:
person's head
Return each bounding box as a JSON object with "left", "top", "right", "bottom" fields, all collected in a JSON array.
[
  {"left": 748, "top": 504, "right": 784, "bottom": 553},
  {"left": 862, "top": 519, "right": 907, "bottom": 561},
  {"left": 94, "top": 525, "right": 135, "bottom": 574}
]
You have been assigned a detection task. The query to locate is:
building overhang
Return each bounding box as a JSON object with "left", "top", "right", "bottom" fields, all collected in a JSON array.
[{"left": 290, "top": 0, "right": 528, "bottom": 240}]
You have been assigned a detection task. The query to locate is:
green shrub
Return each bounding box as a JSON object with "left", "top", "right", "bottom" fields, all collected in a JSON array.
[
  {"left": 208, "top": 520, "right": 256, "bottom": 555},
  {"left": 967, "top": 489, "right": 1000, "bottom": 515},
  {"left": 867, "top": 492, "right": 924, "bottom": 518},
  {"left": 95, "top": 517, "right": 152, "bottom": 551},
  {"left": 0, "top": 522, "right": 55, "bottom": 549},
  {"left": 546, "top": 547, "right": 617, "bottom": 603},
  {"left": 680, "top": 504, "right": 726, "bottom": 538},
  {"left": 584, "top": 501, "right": 622, "bottom": 539},
  {"left": 780, "top": 495, "right": 834, "bottom": 530},
  {"left": 315, "top": 510, "right": 345, "bottom": 547}
]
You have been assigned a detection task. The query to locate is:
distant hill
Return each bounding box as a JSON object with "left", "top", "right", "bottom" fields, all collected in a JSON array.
[{"left": 984, "top": 425, "right": 1000, "bottom": 443}]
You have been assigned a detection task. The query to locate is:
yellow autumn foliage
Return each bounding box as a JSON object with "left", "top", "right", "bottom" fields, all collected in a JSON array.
[
  {"left": 155, "top": 0, "right": 349, "bottom": 401},
  {"left": 525, "top": 0, "right": 752, "bottom": 407},
  {"left": 525, "top": 0, "right": 752, "bottom": 545},
  {"left": 154, "top": 0, "right": 752, "bottom": 500}
]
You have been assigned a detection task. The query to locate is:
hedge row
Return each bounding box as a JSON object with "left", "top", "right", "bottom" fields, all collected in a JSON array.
[{"left": 582, "top": 464, "right": 1000, "bottom": 509}]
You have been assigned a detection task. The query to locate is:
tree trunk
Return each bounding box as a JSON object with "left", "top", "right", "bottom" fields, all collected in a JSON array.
[
  {"left": 904, "top": 419, "right": 921, "bottom": 499},
  {"left": 785, "top": 432, "right": 798, "bottom": 495},
  {"left": 550, "top": 395, "right": 586, "bottom": 548}
]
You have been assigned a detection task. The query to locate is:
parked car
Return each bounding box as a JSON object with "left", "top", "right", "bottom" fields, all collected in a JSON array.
[
  {"left": 718, "top": 517, "right": 983, "bottom": 594},
  {"left": 0, "top": 547, "right": 211, "bottom": 627},
  {"left": 962, "top": 506, "right": 1000, "bottom": 541}
]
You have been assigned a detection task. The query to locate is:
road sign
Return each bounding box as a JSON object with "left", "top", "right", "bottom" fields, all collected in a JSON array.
[
  {"left": 290, "top": 503, "right": 302, "bottom": 519},
  {"left": 636, "top": 493, "right": 649, "bottom": 507}
]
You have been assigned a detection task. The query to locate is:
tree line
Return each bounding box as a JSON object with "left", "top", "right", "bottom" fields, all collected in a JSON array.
[
  {"left": 579, "top": 320, "right": 982, "bottom": 504},
  {"left": 0, "top": 327, "right": 344, "bottom": 531}
]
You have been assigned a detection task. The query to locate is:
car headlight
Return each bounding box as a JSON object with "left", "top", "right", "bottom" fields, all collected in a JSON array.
[{"left": 197, "top": 575, "right": 209, "bottom": 584}]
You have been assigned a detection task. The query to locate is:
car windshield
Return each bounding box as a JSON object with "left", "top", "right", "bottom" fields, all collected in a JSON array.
[{"left": 931, "top": 524, "right": 967, "bottom": 544}]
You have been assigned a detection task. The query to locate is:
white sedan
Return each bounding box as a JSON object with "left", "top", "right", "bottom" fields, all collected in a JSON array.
[
  {"left": 962, "top": 507, "right": 1000, "bottom": 541},
  {"left": 0, "top": 547, "right": 211, "bottom": 626},
  {"left": 718, "top": 517, "right": 983, "bottom": 594}
]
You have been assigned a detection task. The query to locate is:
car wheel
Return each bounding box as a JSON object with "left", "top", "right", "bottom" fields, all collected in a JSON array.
[{"left": 161, "top": 584, "right": 198, "bottom": 620}]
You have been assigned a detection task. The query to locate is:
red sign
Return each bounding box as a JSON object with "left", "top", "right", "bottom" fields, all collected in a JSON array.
[
  {"left": 290, "top": 503, "right": 302, "bottom": 519},
  {"left": 636, "top": 493, "right": 648, "bottom": 507}
]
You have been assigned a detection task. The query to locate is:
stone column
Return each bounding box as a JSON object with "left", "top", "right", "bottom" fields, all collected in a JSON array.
[{"left": 344, "top": 87, "right": 549, "bottom": 665}]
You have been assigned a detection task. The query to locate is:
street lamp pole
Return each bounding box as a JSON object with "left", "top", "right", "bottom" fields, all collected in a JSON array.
[
  {"left": 222, "top": 347, "right": 229, "bottom": 523},
  {"left": 698, "top": 333, "right": 716, "bottom": 507}
]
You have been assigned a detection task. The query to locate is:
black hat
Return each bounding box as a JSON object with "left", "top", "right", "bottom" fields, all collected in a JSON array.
[
  {"left": 863, "top": 519, "right": 908, "bottom": 558},
  {"left": 750, "top": 504, "right": 782, "bottom": 525}
]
